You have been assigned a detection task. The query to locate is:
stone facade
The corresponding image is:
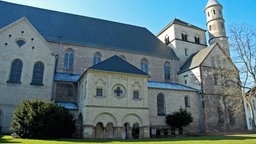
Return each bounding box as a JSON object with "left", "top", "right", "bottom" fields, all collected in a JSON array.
[
  {"left": 0, "top": 0, "right": 247, "bottom": 138},
  {"left": 0, "top": 18, "right": 56, "bottom": 133}
]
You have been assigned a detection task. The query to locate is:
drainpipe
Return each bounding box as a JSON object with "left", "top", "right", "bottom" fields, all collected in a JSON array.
[
  {"left": 197, "top": 90, "right": 204, "bottom": 132},
  {"left": 51, "top": 54, "right": 59, "bottom": 101}
]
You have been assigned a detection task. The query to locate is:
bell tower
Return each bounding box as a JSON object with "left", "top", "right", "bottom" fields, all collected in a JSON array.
[{"left": 205, "top": 0, "right": 230, "bottom": 56}]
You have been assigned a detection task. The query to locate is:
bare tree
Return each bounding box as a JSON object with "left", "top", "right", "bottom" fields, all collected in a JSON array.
[{"left": 229, "top": 24, "right": 256, "bottom": 131}]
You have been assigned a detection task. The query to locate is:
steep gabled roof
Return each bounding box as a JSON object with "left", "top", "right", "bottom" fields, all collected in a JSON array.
[
  {"left": 0, "top": 17, "right": 56, "bottom": 56},
  {"left": 178, "top": 43, "right": 217, "bottom": 74},
  {"left": 158, "top": 18, "right": 206, "bottom": 36},
  {"left": 88, "top": 55, "right": 148, "bottom": 76},
  {"left": 0, "top": 1, "right": 178, "bottom": 60}
]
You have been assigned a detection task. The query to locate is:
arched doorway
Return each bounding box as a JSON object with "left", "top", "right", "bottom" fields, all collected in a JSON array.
[
  {"left": 132, "top": 123, "right": 139, "bottom": 139},
  {"left": 122, "top": 123, "right": 130, "bottom": 139},
  {"left": 105, "top": 123, "right": 114, "bottom": 139},
  {"left": 95, "top": 122, "right": 104, "bottom": 139}
]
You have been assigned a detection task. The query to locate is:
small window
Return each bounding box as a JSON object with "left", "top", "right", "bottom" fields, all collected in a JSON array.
[
  {"left": 209, "top": 25, "right": 212, "bottom": 31},
  {"left": 165, "top": 35, "right": 170, "bottom": 45},
  {"left": 16, "top": 39, "right": 26, "bottom": 47},
  {"left": 185, "top": 80, "right": 187, "bottom": 85},
  {"left": 213, "top": 9, "right": 216, "bottom": 15},
  {"left": 64, "top": 49, "right": 74, "bottom": 70},
  {"left": 164, "top": 62, "right": 171, "bottom": 80},
  {"left": 185, "top": 96, "right": 190, "bottom": 107},
  {"left": 8, "top": 59, "right": 23, "bottom": 83},
  {"left": 185, "top": 48, "right": 189, "bottom": 56},
  {"left": 208, "top": 12, "right": 210, "bottom": 17},
  {"left": 31, "top": 62, "right": 44, "bottom": 85},
  {"left": 213, "top": 74, "right": 218, "bottom": 85},
  {"left": 114, "top": 86, "right": 123, "bottom": 97},
  {"left": 194, "top": 36, "right": 200, "bottom": 44},
  {"left": 141, "top": 58, "right": 149, "bottom": 73},
  {"left": 181, "top": 33, "right": 187, "bottom": 41},
  {"left": 96, "top": 88, "right": 103, "bottom": 96},
  {"left": 93, "top": 52, "right": 102, "bottom": 65},
  {"left": 133, "top": 91, "right": 139, "bottom": 99}
]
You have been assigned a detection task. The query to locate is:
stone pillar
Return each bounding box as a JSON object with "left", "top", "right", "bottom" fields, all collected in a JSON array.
[
  {"left": 143, "top": 126, "right": 150, "bottom": 138},
  {"left": 83, "top": 125, "right": 95, "bottom": 138},
  {"left": 116, "top": 127, "right": 122, "bottom": 139}
]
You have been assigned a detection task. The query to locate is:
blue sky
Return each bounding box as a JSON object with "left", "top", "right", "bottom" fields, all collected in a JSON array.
[{"left": 2, "top": 0, "right": 256, "bottom": 35}]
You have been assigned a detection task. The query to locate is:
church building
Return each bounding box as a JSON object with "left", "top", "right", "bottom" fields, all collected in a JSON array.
[{"left": 0, "top": 0, "right": 247, "bottom": 138}]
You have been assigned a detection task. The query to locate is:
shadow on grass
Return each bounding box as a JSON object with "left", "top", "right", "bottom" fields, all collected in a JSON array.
[{"left": 47, "top": 135, "right": 256, "bottom": 143}]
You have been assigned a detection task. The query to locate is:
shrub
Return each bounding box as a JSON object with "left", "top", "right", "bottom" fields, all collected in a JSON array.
[
  {"left": 166, "top": 108, "right": 193, "bottom": 134},
  {"left": 10, "top": 100, "right": 75, "bottom": 139}
]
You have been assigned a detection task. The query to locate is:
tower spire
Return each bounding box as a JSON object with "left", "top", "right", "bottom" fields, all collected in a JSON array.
[{"left": 204, "top": 0, "right": 230, "bottom": 57}]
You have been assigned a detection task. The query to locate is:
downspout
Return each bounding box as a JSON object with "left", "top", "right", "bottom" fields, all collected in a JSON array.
[
  {"left": 199, "top": 66, "right": 206, "bottom": 132},
  {"left": 197, "top": 90, "right": 204, "bottom": 132},
  {"left": 51, "top": 54, "right": 59, "bottom": 101}
]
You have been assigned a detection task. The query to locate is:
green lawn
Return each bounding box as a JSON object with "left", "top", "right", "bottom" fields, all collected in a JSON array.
[{"left": 1, "top": 134, "right": 256, "bottom": 144}]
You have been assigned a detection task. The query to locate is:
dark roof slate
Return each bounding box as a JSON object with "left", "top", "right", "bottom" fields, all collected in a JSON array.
[
  {"left": 178, "top": 44, "right": 216, "bottom": 74},
  {"left": 54, "top": 72, "right": 81, "bottom": 82},
  {"left": 88, "top": 55, "right": 148, "bottom": 76},
  {"left": 0, "top": 1, "right": 178, "bottom": 60}
]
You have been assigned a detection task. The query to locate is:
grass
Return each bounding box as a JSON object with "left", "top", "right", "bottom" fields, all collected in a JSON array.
[{"left": 1, "top": 134, "right": 256, "bottom": 144}]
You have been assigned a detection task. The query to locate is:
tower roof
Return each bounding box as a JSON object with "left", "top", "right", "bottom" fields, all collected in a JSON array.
[{"left": 205, "top": 0, "right": 222, "bottom": 10}]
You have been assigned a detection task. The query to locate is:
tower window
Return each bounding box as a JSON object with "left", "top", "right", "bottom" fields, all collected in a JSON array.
[
  {"left": 194, "top": 36, "right": 200, "bottom": 44},
  {"left": 208, "top": 12, "right": 210, "bottom": 17},
  {"left": 165, "top": 35, "right": 170, "bottom": 45},
  {"left": 213, "top": 9, "right": 216, "bottom": 15},
  {"left": 185, "top": 48, "right": 189, "bottom": 56},
  {"left": 181, "top": 33, "right": 187, "bottom": 41},
  {"left": 213, "top": 74, "right": 218, "bottom": 85},
  {"left": 209, "top": 25, "right": 212, "bottom": 31}
]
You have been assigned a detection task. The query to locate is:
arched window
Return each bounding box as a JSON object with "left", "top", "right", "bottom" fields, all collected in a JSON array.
[
  {"left": 31, "top": 62, "right": 44, "bottom": 85},
  {"left": 181, "top": 33, "right": 187, "bottom": 41},
  {"left": 8, "top": 59, "right": 22, "bottom": 83},
  {"left": 157, "top": 93, "right": 165, "bottom": 115},
  {"left": 213, "top": 74, "right": 218, "bottom": 85},
  {"left": 165, "top": 35, "right": 170, "bottom": 45},
  {"left": 185, "top": 95, "right": 190, "bottom": 107},
  {"left": 194, "top": 36, "right": 200, "bottom": 44},
  {"left": 164, "top": 62, "right": 171, "bottom": 81},
  {"left": 141, "top": 58, "right": 149, "bottom": 73},
  {"left": 93, "top": 52, "right": 102, "bottom": 65},
  {"left": 64, "top": 49, "right": 74, "bottom": 70}
]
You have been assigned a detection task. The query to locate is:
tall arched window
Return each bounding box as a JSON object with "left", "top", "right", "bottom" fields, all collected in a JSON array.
[
  {"left": 157, "top": 93, "right": 165, "bottom": 116},
  {"left": 185, "top": 95, "right": 190, "bottom": 107},
  {"left": 31, "top": 62, "right": 44, "bottom": 85},
  {"left": 8, "top": 59, "right": 23, "bottom": 83},
  {"left": 141, "top": 58, "right": 149, "bottom": 73},
  {"left": 181, "top": 33, "right": 187, "bottom": 41},
  {"left": 93, "top": 52, "right": 102, "bottom": 65},
  {"left": 164, "top": 62, "right": 171, "bottom": 81},
  {"left": 64, "top": 49, "right": 74, "bottom": 70}
]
